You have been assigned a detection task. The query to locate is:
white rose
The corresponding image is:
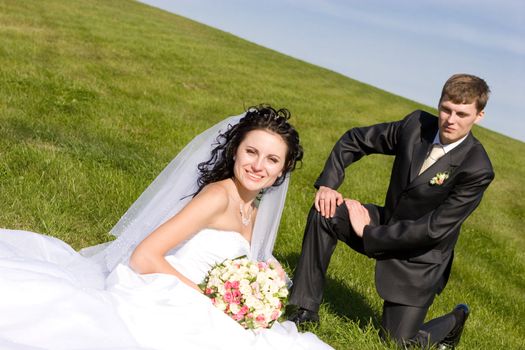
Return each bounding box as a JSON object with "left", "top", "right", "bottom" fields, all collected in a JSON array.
[
  {"left": 229, "top": 303, "right": 240, "bottom": 314},
  {"left": 215, "top": 299, "right": 227, "bottom": 311}
]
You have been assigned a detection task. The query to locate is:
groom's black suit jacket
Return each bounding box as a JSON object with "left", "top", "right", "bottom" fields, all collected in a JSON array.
[{"left": 315, "top": 110, "right": 494, "bottom": 307}]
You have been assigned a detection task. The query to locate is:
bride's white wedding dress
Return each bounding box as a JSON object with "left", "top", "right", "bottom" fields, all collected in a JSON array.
[
  {"left": 1, "top": 113, "right": 332, "bottom": 349},
  {"left": 0, "top": 228, "right": 332, "bottom": 350}
]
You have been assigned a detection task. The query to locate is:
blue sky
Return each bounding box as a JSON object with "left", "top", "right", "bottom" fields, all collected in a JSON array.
[{"left": 140, "top": 0, "right": 524, "bottom": 142}]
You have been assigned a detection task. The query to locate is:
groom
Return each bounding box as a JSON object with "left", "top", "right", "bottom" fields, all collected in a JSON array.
[{"left": 288, "top": 74, "right": 494, "bottom": 348}]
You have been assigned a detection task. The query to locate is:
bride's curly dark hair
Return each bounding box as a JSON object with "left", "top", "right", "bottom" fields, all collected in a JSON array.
[{"left": 196, "top": 105, "right": 303, "bottom": 193}]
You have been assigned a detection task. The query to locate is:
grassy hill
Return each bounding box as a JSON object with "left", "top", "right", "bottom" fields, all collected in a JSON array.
[{"left": 1, "top": 0, "right": 524, "bottom": 348}]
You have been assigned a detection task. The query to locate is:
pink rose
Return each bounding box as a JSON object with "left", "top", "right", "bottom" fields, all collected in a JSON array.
[
  {"left": 271, "top": 309, "right": 280, "bottom": 320},
  {"left": 240, "top": 305, "right": 249, "bottom": 315},
  {"left": 256, "top": 314, "right": 268, "bottom": 327},
  {"left": 232, "top": 305, "right": 249, "bottom": 321},
  {"left": 231, "top": 290, "right": 242, "bottom": 304},
  {"left": 223, "top": 292, "right": 233, "bottom": 303},
  {"left": 232, "top": 313, "right": 244, "bottom": 321}
]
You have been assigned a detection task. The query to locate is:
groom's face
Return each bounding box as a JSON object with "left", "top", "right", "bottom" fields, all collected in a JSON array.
[{"left": 438, "top": 99, "right": 484, "bottom": 144}]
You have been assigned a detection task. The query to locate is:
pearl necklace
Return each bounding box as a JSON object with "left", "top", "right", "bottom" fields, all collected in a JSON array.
[{"left": 239, "top": 203, "right": 253, "bottom": 226}]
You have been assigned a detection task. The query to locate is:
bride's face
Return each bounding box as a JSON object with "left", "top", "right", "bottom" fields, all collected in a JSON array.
[{"left": 233, "top": 129, "right": 288, "bottom": 192}]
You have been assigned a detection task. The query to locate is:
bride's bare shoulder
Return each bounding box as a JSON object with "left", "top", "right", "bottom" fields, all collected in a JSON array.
[
  {"left": 194, "top": 179, "right": 234, "bottom": 207},
  {"left": 199, "top": 179, "right": 232, "bottom": 195}
]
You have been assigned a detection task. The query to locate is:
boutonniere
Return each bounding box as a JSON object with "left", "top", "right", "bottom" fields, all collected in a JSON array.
[{"left": 430, "top": 171, "right": 449, "bottom": 186}]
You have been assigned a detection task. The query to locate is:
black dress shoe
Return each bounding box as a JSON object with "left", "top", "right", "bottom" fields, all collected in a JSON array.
[
  {"left": 437, "top": 304, "right": 470, "bottom": 349},
  {"left": 287, "top": 307, "right": 320, "bottom": 325}
]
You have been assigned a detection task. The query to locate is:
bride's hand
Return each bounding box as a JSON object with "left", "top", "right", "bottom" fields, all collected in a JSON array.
[{"left": 190, "top": 281, "right": 204, "bottom": 293}]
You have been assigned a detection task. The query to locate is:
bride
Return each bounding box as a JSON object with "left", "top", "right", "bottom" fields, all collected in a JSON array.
[{"left": 0, "top": 105, "right": 333, "bottom": 350}]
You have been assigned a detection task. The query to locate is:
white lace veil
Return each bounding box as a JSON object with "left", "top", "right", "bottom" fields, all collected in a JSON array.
[{"left": 82, "top": 113, "right": 289, "bottom": 274}]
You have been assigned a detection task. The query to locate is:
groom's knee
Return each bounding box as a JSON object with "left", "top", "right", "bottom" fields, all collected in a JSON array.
[
  {"left": 305, "top": 203, "right": 350, "bottom": 239},
  {"left": 303, "top": 206, "right": 336, "bottom": 244},
  {"left": 330, "top": 203, "right": 353, "bottom": 235},
  {"left": 307, "top": 205, "right": 337, "bottom": 230}
]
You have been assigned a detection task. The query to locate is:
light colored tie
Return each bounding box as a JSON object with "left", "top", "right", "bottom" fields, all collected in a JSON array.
[{"left": 419, "top": 144, "right": 445, "bottom": 175}]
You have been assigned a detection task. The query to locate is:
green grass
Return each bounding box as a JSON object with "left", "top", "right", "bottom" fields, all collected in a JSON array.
[{"left": 1, "top": 0, "right": 524, "bottom": 348}]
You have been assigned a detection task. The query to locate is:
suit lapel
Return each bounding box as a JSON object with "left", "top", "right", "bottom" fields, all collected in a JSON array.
[
  {"left": 408, "top": 153, "right": 454, "bottom": 189},
  {"left": 447, "top": 133, "right": 475, "bottom": 167},
  {"left": 407, "top": 133, "right": 475, "bottom": 190},
  {"left": 408, "top": 120, "right": 437, "bottom": 184},
  {"left": 409, "top": 140, "right": 431, "bottom": 184}
]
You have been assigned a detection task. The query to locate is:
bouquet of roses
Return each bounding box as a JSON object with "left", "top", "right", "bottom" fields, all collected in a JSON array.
[{"left": 200, "top": 256, "right": 288, "bottom": 330}]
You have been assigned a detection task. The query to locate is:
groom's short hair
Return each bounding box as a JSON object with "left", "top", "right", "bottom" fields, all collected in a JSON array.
[{"left": 440, "top": 74, "right": 490, "bottom": 112}]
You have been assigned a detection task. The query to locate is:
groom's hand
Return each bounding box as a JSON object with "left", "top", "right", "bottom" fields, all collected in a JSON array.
[
  {"left": 315, "top": 186, "right": 344, "bottom": 218},
  {"left": 345, "top": 199, "right": 370, "bottom": 237}
]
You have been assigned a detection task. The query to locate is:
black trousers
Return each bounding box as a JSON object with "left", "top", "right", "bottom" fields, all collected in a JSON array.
[{"left": 289, "top": 205, "right": 456, "bottom": 347}]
